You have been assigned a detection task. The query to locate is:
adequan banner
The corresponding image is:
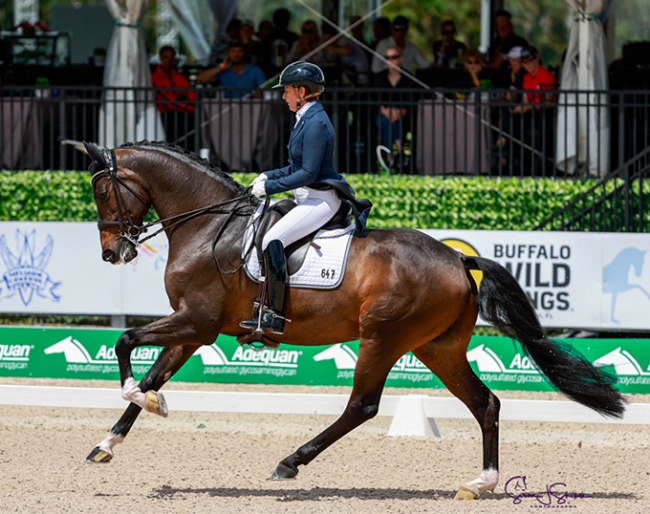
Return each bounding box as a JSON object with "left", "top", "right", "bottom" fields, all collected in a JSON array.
[
  {"left": 0, "top": 327, "right": 648, "bottom": 394},
  {"left": 3, "top": 223, "right": 650, "bottom": 329}
]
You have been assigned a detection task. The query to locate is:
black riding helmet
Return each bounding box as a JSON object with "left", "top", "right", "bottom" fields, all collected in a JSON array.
[{"left": 273, "top": 61, "right": 325, "bottom": 94}]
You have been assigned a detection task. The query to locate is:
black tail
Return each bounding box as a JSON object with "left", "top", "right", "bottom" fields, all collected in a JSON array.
[{"left": 463, "top": 256, "right": 626, "bottom": 418}]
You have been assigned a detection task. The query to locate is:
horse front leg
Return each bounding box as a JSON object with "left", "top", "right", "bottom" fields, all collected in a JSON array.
[
  {"left": 114, "top": 312, "right": 213, "bottom": 415},
  {"left": 86, "top": 344, "right": 199, "bottom": 463},
  {"left": 271, "top": 339, "right": 397, "bottom": 480}
]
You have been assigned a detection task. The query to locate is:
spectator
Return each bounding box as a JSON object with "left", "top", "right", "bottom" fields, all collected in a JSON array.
[
  {"left": 432, "top": 20, "right": 467, "bottom": 69},
  {"left": 151, "top": 46, "right": 196, "bottom": 149},
  {"left": 251, "top": 20, "right": 273, "bottom": 69},
  {"left": 500, "top": 46, "right": 557, "bottom": 175},
  {"left": 371, "top": 16, "right": 429, "bottom": 76},
  {"left": 349, "top": 15, "right": 368, "bottom": 47},
  {"left": 517, "top": 46, "right": 557, "bottom": 110},
  {"left": 504, "top": 46, "right": 526, "bottom": 102},
  {"left": 238, "top": 19, "right": 259, "bottom": 64},
  {"left": 288, "top": 20, "right": 328, "bottom": 65},
  {"left": 259, "top": 8, "right": 300, "bottom": 77},
  {"left": 321, "top": 23, "right": 370, "bottom": 85},
  {"left": 487, "top": 9, "right": 528, "bottom": 70},
  {"left": 369, "top": 17, "right": 391, "bottom": 54},
  {"left": 373, "top": 46, "right": 416, "bottom": 172},
  {"left": 209, "top": 17, "right": 242, "bottom": 65},
  {"left": 197, "top": 41, "right": 266, "bottom": 99},
  {"left": 454, "top": 48, "right": 488, "bottom": 92}
]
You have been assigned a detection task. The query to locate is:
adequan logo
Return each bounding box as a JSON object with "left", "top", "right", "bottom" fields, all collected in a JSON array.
[
  {"left": 44, "top": 336, "right": 160, "bottom": 364},
  {"left": 594, "top": 347, "right": 650, "bottom": 376},
  {"left": 0, "top": 229, "right": 61, "bottom": 306},
  {"left": 467, "top": 344, "right": 540, "bottom": 375},
  {"left": 195, "top": 344, "right": 301, "bottom": 368}
]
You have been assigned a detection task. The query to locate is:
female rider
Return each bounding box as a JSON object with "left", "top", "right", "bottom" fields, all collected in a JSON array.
[{"left": 239, "top": 61, "right": 348, "bottom": 336}]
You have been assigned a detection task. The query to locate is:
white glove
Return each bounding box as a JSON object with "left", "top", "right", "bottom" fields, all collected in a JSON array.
[
  {"left": 251, "top": 180, "right": 267, "bottom": 198},
  {"left": 250, "top": 173, "right": 268, "bottom": 187}
]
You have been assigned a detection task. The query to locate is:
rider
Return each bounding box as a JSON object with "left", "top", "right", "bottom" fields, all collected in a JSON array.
[{"left": 240, "top": 61, "right": 349, "bottom": 336}]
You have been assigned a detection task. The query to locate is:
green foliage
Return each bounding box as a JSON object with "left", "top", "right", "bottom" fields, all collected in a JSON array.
[
  {"left": 1, "top": 171, "right": 597, "bottom": 231},
  {"left": 0, "top": 171, "right": 97, "bottom": 221}
]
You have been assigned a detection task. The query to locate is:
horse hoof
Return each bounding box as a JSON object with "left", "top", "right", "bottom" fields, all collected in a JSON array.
[
  {"left": 454, "top": 486, "right": 479, "bottom": 500},
  {"left": 269, "top": 462, "right": 298, "bottom": 480},
  {"left": 85, "top": 446, "right": 113, "bottom": 464},
  {"left": 145, "top": 390, "right": 168, "bottom": 417}
]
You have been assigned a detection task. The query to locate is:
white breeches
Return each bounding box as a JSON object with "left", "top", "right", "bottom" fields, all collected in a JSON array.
[{"left": 262, "top": 187, "right": 341, "bottom": 250}]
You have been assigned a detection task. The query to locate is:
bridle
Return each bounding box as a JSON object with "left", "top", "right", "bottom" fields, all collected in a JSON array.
[
  {"left": 88, "top": 147, "right": 258, "bottom": 259},
  {"left": 90, "top": 147, "right": 150, "bottom": 246}
]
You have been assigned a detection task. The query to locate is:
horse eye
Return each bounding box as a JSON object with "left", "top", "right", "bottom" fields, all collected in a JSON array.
[{"left": 96, "top": 190, "right": 109, "bottom": 203}]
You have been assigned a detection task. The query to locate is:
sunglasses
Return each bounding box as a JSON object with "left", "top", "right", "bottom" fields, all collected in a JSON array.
[
  {"left": 442, "top": 29, "right": 455, "bottom": 35},
  {"left": 393, "top": 26, "right": 406, "bottom": 32},
  {"left": 385, "top": 54, "right": 401, "bottom": 60}
]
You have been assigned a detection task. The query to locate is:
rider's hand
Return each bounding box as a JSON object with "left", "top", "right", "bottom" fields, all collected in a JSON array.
[
  {"left": 250, "top": 173, "right": 267, "bottom": 186},
  {"left": 251, "top": 180, "right": 267, "bottom": 198}
]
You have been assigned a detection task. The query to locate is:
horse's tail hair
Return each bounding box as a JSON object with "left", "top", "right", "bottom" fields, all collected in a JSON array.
[{"left": 463, "top": 255, "right": 626, "bottom": 419}]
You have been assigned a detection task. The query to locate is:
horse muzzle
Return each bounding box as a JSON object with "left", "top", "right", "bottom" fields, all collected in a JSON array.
[{"left": 102, "top": 239, "right": 138, "bottom": 265}]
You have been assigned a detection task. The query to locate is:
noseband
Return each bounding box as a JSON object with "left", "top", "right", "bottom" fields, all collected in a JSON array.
[{"left": 90, "top": 147, "right": 150, "bottom": 246}]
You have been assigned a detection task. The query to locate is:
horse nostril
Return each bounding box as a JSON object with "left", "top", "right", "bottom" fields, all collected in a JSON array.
[{"left": 102, "top": 249, "right": 114, "bottom": 262}]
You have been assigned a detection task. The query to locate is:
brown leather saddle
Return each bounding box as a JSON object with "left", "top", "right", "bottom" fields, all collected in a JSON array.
[{"left": 252, "top": 198, "right": 353, "bottom": 276}]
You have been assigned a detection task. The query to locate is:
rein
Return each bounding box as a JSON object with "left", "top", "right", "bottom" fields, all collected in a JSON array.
[{"left": 89, "top": 147, "right": 257, "bottom": 256}]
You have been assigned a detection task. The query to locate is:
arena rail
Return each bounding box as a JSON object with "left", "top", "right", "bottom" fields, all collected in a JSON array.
[{"left": 1, "top": 385, "right": 648, "bottom": 438}]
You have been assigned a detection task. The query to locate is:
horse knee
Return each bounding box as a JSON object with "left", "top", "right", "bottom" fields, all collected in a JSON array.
[
  {"left": 346, "top": 399, "right": 379, "bottom": 422},
  {"left": 115, "top": 331, "right": 137, "bottom": 361}
]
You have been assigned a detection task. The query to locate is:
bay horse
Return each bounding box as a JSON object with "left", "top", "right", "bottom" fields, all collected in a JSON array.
[{"left": 83, "top": 141, "right": 625, "bottom": 500}]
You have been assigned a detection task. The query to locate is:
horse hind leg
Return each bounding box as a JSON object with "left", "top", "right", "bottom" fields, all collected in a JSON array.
[
  {"left": 86, "top": 344, "right": 199, "bottom": 463},
  {"left": 413, "top": 323, "right": 500, "bottom": 499},
  {"left": 271, "top": 337, "right": 400, "bottom": 480}
]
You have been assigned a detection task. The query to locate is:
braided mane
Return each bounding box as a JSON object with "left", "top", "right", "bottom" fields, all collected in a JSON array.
[{"left": 119, "top": 140, "right": 245, "bottom": 194}]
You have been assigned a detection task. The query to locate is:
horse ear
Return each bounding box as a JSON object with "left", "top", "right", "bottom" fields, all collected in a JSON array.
[{"left": 83, "top": 141, "right": 107, "bottom": 168}]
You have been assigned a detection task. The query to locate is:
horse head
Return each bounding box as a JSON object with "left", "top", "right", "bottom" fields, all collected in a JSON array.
[{"left": 84, "top": 141, "right": 151, "bottom": 265}]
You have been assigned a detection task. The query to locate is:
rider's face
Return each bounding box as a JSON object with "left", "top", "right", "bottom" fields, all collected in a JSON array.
[{"left": 282, "top": 86, "right": 306, "bottom": 112}]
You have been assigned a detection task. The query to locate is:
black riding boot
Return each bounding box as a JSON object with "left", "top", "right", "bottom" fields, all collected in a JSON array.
[{"left": 240, "top": 240, "right": 287, "bottom": 335}]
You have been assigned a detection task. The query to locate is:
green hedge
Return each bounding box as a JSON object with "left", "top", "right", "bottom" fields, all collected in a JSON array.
[{"left": 0, "top": 171, "right": 596, "bottom": 230}]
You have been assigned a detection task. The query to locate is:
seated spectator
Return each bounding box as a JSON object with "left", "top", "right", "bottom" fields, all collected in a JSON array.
[
  {"left": 288, "top": 20, "right": 328, "bottom": 64},
  {"left": 498, "top": 45, "right": 558, "bottom": 175},
  {"left": 208, "top": 17, "right": 242, "bottom": 66},
  {"left": 151, "top": 46, "right": 196, "bottom": 149},
  {"left": 487, "top": 9, "right": 528, "bottom": 70},
  {"left": 238, "top": 19, "right": 260, "bottom": 64},
  {"left": 373, "top": 46, "right": 416, "bottom": 172},
  {"left": 432, "top": 20, "right": 467, "bottom": 69},
  {"left": 516, "top": 45, "right": 557, "bottom": 111},
  {"left": 321, "top": 23, "right": 370, "bottom": 85},
  {"left": 504, "top": 46, "right": 526, "bottom": 101},
  {"left": 453, "top": 48, "right": 490, "bottom": 95},
  {"left": 371, "top": 16, "right": 429, "bottom": 76},
  {"left": 259, "top": 8, "right": 300, "bottom": 77},
  {"left": 197, "top": 41, "right": 266, "bottom": 99},
  {"left": 369, "top": 17, "right": 392, "bottom": 54}
]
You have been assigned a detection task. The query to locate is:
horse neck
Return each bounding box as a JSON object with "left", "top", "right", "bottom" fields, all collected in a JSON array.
[{"left": 124, "top": 148, "right": 240, "bottom": 223}]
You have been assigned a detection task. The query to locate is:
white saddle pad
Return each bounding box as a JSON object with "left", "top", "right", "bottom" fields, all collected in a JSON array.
[{"left": 242, "top": 207, "right": 355, "bottom": 290}]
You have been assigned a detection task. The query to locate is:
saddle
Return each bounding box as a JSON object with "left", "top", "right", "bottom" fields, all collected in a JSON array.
[{"left": 253, "top": 198, "right": 353, "bottom": 275}]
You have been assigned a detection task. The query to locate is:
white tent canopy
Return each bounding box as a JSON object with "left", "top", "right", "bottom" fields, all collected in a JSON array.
[
  {"left": 98, "top": 0, "right": 164, "bottom": 147},
  {"left": 555, "top": 0, "right": 615, "bottom": 177}
]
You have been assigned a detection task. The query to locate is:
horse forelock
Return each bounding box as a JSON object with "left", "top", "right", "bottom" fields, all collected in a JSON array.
[{"left": 118, "top": 140, "right": 245, "bottom": 194}]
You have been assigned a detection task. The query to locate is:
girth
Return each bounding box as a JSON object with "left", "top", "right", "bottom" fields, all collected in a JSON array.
[{"left": 254, "top": 199, "right": 353, "bottom": 276}]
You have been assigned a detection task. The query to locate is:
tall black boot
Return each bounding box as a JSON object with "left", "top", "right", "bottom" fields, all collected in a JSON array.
[{"left": 240, "top": 240, "right": 287, "bottom": 334}]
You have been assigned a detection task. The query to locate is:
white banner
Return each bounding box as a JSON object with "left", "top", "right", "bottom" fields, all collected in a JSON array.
[{"left": 1, "top": 222, "right": 650, "bottom": 330}]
